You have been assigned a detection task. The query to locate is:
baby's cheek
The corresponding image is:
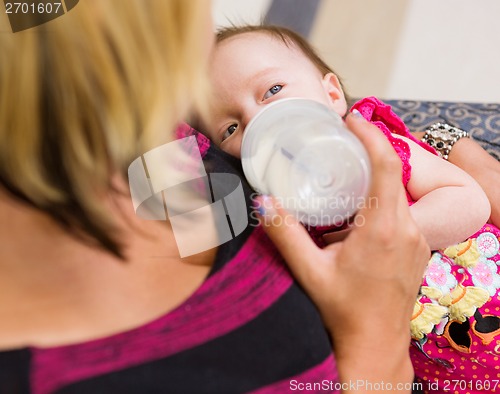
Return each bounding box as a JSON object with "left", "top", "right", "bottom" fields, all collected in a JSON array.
[{"left": 221, "top": 135, "right": 243, "bottom": 159}]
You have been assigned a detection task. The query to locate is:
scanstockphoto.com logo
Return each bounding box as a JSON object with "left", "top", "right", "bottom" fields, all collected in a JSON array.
[
  {"left": 3, "top": 0, "right": 79, "bottom": 33},
  {"left": 128, "top": 137, "right": 249, "bottom": 258}
]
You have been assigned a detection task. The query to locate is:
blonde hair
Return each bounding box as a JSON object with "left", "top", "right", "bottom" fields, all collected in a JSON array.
[{"left": 0, "top": 0, "right": 211, "bottom": 257}]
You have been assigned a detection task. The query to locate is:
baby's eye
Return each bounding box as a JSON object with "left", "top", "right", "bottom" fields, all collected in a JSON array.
[
  {"left": 263, "top": 84, "right": 283, "bottom": 100},
  {"left": 222, "top": 124, "right": 238, "bottom": 141}
]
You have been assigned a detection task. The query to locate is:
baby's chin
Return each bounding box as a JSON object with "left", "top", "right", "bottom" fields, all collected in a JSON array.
[
  {"left": 216, "top": 142, "right": 242, "bottom": 159},
  {"left": 224, "top": 148, "right": 241, "bottom": 159}
]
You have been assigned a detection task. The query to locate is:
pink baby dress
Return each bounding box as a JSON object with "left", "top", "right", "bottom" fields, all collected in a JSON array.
[{"left": 353, "top": 97, "right": 500, "bottom": 394}]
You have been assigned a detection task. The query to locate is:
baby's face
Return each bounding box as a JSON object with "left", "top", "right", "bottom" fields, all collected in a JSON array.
[{"left": 206, "top": 32, "right": 346, "bottom": 158}]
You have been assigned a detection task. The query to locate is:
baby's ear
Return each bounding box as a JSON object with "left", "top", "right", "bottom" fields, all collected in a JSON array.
[{"left": 322, "top": 73, "right": 348, "bottom": 117}]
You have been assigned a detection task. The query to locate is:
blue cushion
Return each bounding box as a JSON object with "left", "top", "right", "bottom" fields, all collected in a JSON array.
[{"left": 385, "top": 100, "right": 500, "bottom": 161}]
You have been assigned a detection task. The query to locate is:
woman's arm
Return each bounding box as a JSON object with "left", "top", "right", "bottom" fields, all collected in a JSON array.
[
  {"left": 401, "top": 136, "right": 491, "bottom": 250},
  {"left": 257, "top": 113, "right": 429, "bottom": 392},
  {"left": 413, "top": 131, "right": 500, "bottom": 228}
]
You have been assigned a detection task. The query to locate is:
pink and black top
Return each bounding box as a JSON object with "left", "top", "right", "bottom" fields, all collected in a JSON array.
[{"left": 0, "top": 126, "right": 339, "bottom": 394}]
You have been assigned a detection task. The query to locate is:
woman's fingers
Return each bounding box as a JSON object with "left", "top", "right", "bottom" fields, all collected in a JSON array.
[
  {"left": 256, "top": 112, "right": 427, "bottom": 293},
  {"left": 256, "top": 112, "right": 429, "bottom": 328},
  {"left": 254, "top": 111, "right": 431, "bottom": 389},
  {"left": 345, "top": 111, "right": 429, "bottom": 265},
  {"left": 345, "top": 112, "right": 406, "bottom": 214},
  {"left": 254, "top": 195, "right": 325, "bottom": 287}
]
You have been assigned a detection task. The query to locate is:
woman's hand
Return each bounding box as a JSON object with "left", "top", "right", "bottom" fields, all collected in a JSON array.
[
  {"left": 257, "top": 113, "right": 430, "bottom": 392},
  {"left": 447, "top": 138, "right": 500, "bottom": 227},
  {"left": 413, "top": 131, "right": 500, "bottom": 228}
]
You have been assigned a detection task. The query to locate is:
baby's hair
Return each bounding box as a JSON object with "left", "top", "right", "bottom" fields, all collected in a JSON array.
[{"left": 216, "top": 24, "right": 350, "bottom": 102}]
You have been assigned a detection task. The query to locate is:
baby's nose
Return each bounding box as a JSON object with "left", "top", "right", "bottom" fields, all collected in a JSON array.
[{"left": 241, "top": 107, "right": 262, "bottom": 133}]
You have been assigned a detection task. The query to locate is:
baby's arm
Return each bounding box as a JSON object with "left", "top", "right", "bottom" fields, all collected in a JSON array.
[
  {"left": 400, "top": 135, "right": 491, "bottom": 250},
  {"left": 413, "top": 131, "right": 500, "bottom": 227}
]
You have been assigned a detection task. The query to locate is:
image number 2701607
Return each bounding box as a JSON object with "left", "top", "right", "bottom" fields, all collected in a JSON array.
[{"left": 3, "top": 0, "right": 79, "bottom": 33}]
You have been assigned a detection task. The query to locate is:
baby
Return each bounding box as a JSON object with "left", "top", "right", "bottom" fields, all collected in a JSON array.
[{"left": 202, "top": 25, "right": 500, "bottom": 393}]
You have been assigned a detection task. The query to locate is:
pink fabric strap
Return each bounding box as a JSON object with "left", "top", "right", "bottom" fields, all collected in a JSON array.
[
  {"left": 351, "top": 97, "right": 438, "bottom": 203},
  {"left": 174, "top": 122, "right": 211, "bottom": 158}
]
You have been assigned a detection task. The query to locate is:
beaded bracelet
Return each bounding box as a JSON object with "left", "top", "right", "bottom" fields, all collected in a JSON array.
[{"left": 421, "top": 123, "right": 469, "bottom": 160}]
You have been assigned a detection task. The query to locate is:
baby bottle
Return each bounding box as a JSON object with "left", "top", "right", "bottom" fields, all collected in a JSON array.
[{"left": 241, "top": 98, "right": 371, "bottom": 226}]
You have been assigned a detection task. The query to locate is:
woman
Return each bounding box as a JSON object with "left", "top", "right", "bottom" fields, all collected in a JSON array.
[{"left": 0, "top": 1, "right": 429, "bottom": 392}]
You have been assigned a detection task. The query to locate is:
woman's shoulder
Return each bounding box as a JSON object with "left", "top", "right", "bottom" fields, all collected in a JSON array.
[
  {"left": 0, "top": 130, "right": 338, "bottom": 393},
  {"left": 0, "top": 226, "right": 336, "bottom": 393}
]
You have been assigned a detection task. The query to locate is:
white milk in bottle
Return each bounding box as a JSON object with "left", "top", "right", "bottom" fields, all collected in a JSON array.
[{"left": 241, "top": 98, "right": 371, "bottom": 226}]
